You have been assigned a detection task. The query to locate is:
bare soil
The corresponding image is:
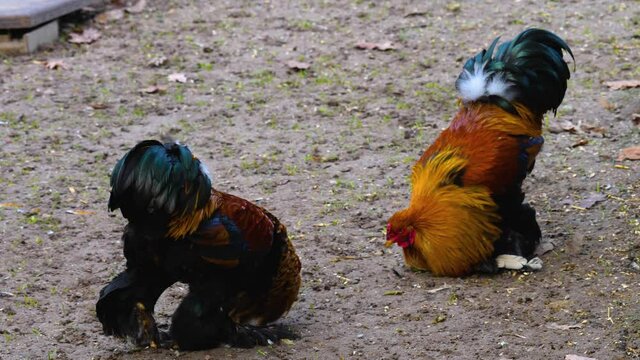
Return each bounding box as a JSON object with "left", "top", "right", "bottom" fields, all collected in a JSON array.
[{"left": 1, "top": 1, "right": 639, "bottom": 359}]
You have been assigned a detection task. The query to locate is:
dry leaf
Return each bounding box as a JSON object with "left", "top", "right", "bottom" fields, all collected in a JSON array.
[
  {"left": 140, "top": 85, "right": 168, "bottom": 94},
  {"left": 605, "top": 79, "right": 640, "bottom": 90},
  {"left": 66, "top": 209, "right": 95, "bottom": 215},
  {"left": 355, "top": 41, "right": 396, "bottom": 51},
  {"left": 580, "top": 124, "right": 606, "bottom": 137},
  {"left": 565, "top": 355, "right": 597, "bottom": 360},
  {"left": 68, "top": 28, "right": 101, "bottom": 44},
  {"left": 579, "top": 193, "right": 606, "bottom": 209},
  {"left": 285, "top": 60, "right": 310, "bottom": 71},
  {"left": 548, "top": 120, "right": 576, "bottom": 134},
  {"left": 167, "top": 73, "right": 187, "bottom": 83},
  {"left": 571, "top": 139, "right": 588, "bottom": 148},
  {"left": 126, "top": 0, "right": 147, "bottom": 13},
  {"left": 148, "top": 55, "right": 167, "bottom": 67},
  {"left": 598, "top": 97, "right": 616, "bottom": 111},
  {"left": 90, "top": 103, "right": 109, "bottom": 110},
  {"left": 95, "top": 9, "right": 124, "bottom": 23},
  {"left": 617, "top": 146, "right": 640, "bottom": 161},
  {"left": 44, "top": 59, "right": 68, "bottom": 70},
  {"left": 404, "top": 10, "right": 429, "bottom": 17}
]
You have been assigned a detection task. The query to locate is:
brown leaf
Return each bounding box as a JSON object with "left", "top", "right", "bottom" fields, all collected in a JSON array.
[
  {"left": 167, "top": 73, "right": 187, "bottom": 83},
  {"left": 404, "top": 10, "right": 429, "bottom": 17},
  {"left": 579, "top": 193, "right": 606, "bottom": 209},
  {"left": 632, "top": 113, "right": 640, "bottom": 127},
  {"left": 89, "top": 103, "right": 109, "bottom": 109},
  {"left": 285, "top": 60, "right": 310, "bottom": 71},
  {"left": 140, "top": 85, "right": 168, "bottom": 94},
  {"left": 617, "top": 146, "right": 640, "bottom": 161},
  {"left": 571, "top": 139, "right": 588, "bottom": 148},
  {"left": 44, "top": 59, "right": 68, "bottom": 70},
  {"left": 598, "top": 97, "right": 616, "bottom": 111},
  {"left": 68, "top": 28, "right": 101, "bottom": 44},
  {"left": 95, "top": 9, "right": 124, "bottom": 23},
  {"left": 355, "top": 41, "right": 396, "bottom": 51},
  {"left": 605, "top": 79, "right": 640, "bottom": 90},
  {"left": 126, "top": 0, "right": 147, "bottom": 13},
  {"left": 580, "top": 123, "right": 606, "bottom": 137},
  {"left": 548, "top": 120, "right": 576, "bottom": 134}
]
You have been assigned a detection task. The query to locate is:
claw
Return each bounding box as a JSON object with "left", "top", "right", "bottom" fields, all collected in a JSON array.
[
  {"left": 524, "top": 257, "right": 543, "bottom": 271},
  {"left": 131, "top": 303, "right": 160, "bottom": 347}
]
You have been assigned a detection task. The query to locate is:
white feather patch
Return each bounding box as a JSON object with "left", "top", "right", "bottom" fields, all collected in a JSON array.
[
  {"left": 200, "top": 162, "right": 212, "bottom": 183},
  {"left": 485, "top": 74, "right": 514, "bottom": 100},
  {"left": 457, "top": 64, "right": 488, "bottom": 102},
  {"left": 457, "top": 62, "right": 515, "bottom": 102}
]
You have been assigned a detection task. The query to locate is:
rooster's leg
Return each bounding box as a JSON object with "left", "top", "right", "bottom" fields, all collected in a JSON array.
[
  {"left": 96, "top": 269, "right": 173, "bottom": 348},
  {"left": 493, "top": 203, "right": 541, "bottom": 259},
  {"left": 170, "top": 280, "right": 235, "bottom": 350},
  {"left": 170, "top": 281, "right": 291, "bottom": 350}
]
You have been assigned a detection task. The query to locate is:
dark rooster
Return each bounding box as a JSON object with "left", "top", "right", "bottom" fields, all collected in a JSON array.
[
  {"left": 386, "top": 29, "right": 574, "bottom": 276},
  {"left": 96, "top": 140, "right": 301, "bottom": 350}
]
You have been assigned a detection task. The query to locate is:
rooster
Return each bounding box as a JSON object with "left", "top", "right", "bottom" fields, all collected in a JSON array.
[
  {"left": 385, "top": 29, "right": 574, "bottom": 276},
  {"left": 96, "top": 140, "right": 301, "bottom": 350}
]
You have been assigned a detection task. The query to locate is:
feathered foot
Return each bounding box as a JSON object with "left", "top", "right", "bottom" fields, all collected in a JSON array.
[
  {"left": 495, "top": 254, "right": 543, "bottom": 271},
  {"left": 96, "top": 270, "right": 171, "bottom": 347},
  {"left": 130, "top": 302, "right": 161, "bottom": 348}
]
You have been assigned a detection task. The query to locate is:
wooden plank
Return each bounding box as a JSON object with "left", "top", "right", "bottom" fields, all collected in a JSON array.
[{"left": 0, "top": 0, "right": 104, "bottom": 29}]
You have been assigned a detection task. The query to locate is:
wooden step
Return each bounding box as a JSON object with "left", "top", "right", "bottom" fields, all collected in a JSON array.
[{"left": 0, "top": 0, "right": 103, "bottom": 54}]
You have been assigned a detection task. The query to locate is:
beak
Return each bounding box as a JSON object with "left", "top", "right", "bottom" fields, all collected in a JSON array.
[{"left": 384, "top": 240, "right": 394, "bottom": 248}]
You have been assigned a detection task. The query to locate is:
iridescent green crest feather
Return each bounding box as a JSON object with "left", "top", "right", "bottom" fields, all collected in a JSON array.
[
  {"left": 109, "top": 140, "right": 212, "bottom": 219},
  {"left": 456, "top": 28, "right": 574, "bottom": 117}
]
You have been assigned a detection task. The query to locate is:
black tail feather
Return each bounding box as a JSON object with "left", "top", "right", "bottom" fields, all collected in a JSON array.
[{"left": 456, "top": 28, "right": 574, "bottom": 117}]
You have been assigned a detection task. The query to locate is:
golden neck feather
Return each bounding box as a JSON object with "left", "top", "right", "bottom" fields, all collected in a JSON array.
[{"left": 167, "top": 189, "right": 221, "bottom": 239}]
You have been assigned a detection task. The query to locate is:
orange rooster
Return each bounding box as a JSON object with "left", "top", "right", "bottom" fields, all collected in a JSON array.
[
  {"left": 96, "top": 140, "right": 301, "bottom": 350},
  {"left": 386, "top": 29, "right": 574, "bottom": 276}
]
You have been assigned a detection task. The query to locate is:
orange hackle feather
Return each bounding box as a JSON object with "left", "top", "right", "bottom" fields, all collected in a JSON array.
[
  {"left": 167, "top": 189, "right": 221, "bottom": 239},
  {"left": 389, "top": 149, "right": 502, "bottom": 276},
  {"left": 421, "top": 103, "right": 541, "bottom": 194}
]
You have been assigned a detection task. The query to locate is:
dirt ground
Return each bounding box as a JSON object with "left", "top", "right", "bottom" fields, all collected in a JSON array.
[{"left": 1, "top": 0, "right": 639, "bottom": 359}]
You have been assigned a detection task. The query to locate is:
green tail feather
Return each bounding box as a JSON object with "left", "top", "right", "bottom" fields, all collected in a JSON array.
[
  {"left": 109, "top": 140, "right": 212, "bottom": 220},
  {"left": 456, "top": 28, "right": 574, "bottom": 116}
]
